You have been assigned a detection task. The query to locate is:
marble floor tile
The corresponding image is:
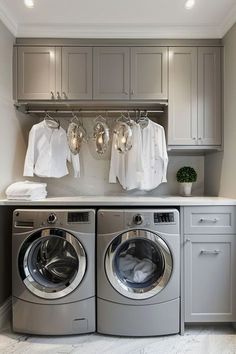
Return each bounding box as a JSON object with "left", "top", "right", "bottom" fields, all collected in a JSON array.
[{"left": 0, "top": 325, "right": 235, "bottom": 354}]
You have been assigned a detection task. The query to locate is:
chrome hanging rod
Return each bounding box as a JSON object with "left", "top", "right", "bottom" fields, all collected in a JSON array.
[{"left": 25, "top": 109, "right": 164, "bottom": 115}]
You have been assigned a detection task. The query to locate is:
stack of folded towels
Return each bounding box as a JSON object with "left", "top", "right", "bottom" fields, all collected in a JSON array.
[{"left": 5, "top": 181, "right": 47, "bottom": 201}]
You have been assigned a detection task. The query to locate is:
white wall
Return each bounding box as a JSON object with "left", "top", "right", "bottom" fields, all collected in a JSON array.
[
  {"left": 205, "top": 22, "right": 236, "bottom": 197},
  {"left": 0, "top": 19, "right": 33, "bottom": 198}
]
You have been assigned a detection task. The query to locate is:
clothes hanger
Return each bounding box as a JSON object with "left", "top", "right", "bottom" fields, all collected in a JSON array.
[
  {"left": 44, "top": 112, "right": 60, "bottom": 129},
  {"left": 136, "top": 110, "right": 149, "bottom": 129}
]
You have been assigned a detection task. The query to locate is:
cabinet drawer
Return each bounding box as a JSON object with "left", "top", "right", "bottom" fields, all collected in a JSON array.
[{"left": 184, "top": 206, "right": 236, "bottom": 234}]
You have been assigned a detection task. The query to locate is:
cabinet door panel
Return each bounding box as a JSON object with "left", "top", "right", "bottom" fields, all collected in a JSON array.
[
  {"left": 184, "top": 234, "right": 236, "bottom": 322},
  {"left": 62, "top": 47, "right": 92, "bottom": 100},
  {"left": 93, "top": 47, "right": 129, "bottom": 100},
  {"left": 17, "top": 47, "right": 56, "bottom": 100},
  {"left": 130, "top": 47, "right": 168, "bottom": 100},
  {"left": 168, "top": 47, "right": 198, "bottom": 145},
  {"left": 198, "top": 47, "right": 221, "bottom": 146}
]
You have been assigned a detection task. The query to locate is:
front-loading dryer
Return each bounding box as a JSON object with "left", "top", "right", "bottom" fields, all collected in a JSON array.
[
  {"left": 12, "top": 209, "right": 95, "bottom": 335},
  {"left": 97, "top": 209, "right": 180, "bottom": 336}
]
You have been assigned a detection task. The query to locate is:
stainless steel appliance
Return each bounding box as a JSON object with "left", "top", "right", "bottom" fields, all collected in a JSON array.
[
  {"left": 97, "top": 209, "right": 180, "bottom": 336},
  {"left": 12, "top": 209, "right": 95, "bottom": 335}
]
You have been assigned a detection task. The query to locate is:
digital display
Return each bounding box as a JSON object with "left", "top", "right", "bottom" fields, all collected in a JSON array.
[
  {"left": 154, "top": 212, "right": 174, "bottom": 224},
  {"left": 67, "top": 212, "right": 89, "bottom": 223}
]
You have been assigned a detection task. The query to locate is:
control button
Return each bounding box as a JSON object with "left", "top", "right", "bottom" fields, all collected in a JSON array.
[
  {"left": 47, "top": 213, "right": 57, "bottom": 224},
  {"left": 133, "top": 214, "right": 143, "bottom": 225}
]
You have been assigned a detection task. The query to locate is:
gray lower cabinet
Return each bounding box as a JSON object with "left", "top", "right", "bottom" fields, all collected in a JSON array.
[
  {"left": 62, "top": 47, "right": 92, "bottom": 100},
  {"left": 168, "top": 46, "right": 222, "bottom": 147},
  {"left": 17, "top": 46, "right": 60, "bottom": 100},
  {"left": 184, "top": 234, "right": 236, "bottom": 322},
  {"left": 93, "top": 47, "right": 130, "bottom": 100},
  {"left": 130, "top": 47, "right": 168, "bottom": 100}
]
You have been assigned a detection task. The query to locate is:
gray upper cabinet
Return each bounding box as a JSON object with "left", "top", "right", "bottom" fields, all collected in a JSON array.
[
  {"left": 17, "top": 46, "right": 59, "bottom": 100},
  {"left": 168, "top": 47, "right": 198, "bottom": 146},
  {"left": 130, "top": 47, "right": 168, "bottom": 100},
  {"left": 198, "top": 47, "right": 221, "bottom": 146},
  {"left": 168, "top": 46, "right": 222, "bottom": 147},
  {"left": 62, "top": 47, "right": 92, "bottom": 100},
  {"left": 93, "top": 47, "right": 130, "bottom": 100}
]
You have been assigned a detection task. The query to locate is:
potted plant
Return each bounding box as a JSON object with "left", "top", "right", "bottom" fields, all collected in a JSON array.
[{"left": 176, "top": 166, "right": 197, "bottom": 196}]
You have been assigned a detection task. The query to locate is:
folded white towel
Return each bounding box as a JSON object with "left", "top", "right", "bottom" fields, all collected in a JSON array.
[{"left": 5, "top": 181, "right": 47, "bottom": 201}]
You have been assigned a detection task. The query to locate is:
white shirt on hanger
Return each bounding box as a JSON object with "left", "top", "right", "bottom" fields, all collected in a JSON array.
[
  {"left": 23, "top": 120, "right": 80, "bottom": 178},
  {"left": 109, "top": 122, "right": 143, "bottom": 190},
  {"left": 139, "top": 120, "right": 168, "bottom": 191}
]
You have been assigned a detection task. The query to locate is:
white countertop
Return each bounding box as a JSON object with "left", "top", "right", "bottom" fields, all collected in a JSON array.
[{"left": 0, "top": 196, "right": 235, "bottom": 206}]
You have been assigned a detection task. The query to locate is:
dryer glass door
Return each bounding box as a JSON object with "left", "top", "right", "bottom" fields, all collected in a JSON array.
[
  {"left": 18, "top": 229, "right": 86, "bottom": 299},
  {"left": 105, "top": 230, "right": 172, "bottom": 300}
]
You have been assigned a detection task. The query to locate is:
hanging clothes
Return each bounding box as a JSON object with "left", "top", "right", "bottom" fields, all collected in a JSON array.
[
  {"left": 23, "top": 121, "right": 80, "bottom": 178},
  {"left": 139, "top": 120, "right": 168, "bottom": 191},
  {"left": 109, "top": 119, "right": 168, "bottom": 191},
  {"left": 109, "top": 122, "right": 143, "bottom": 190}
]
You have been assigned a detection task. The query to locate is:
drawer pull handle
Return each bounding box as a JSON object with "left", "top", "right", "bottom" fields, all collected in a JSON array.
[
  {"left": 199, "top": 218, "right": 219, "bottom": 223},
  {"left": 200, "top": 250, "right": 221, "bottom": 255}
]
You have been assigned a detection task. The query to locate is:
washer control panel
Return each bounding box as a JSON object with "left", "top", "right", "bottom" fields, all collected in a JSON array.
[{"left": 154, "top": 212, "right": 175, "bottom": 224}]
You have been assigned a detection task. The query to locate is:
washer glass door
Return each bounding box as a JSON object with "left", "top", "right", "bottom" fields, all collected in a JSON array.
[
  {"left": 19, "top": 229, "right": 86, "bottom": 299},
  {"left": 105, "top": 230, "right": 172, "bottom": 299}
]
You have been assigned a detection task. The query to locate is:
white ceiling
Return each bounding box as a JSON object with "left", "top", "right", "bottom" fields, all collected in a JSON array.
[{"left": 0, "top": 0, "right": 236, "bottom": 38}]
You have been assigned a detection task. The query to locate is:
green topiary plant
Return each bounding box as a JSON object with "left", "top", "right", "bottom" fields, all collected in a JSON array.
[{"left": 176, "top": 166, "right": 197, "bottom": 183}]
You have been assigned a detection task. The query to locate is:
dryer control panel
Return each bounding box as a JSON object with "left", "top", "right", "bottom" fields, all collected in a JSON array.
[{"left": 98, "top": 209, "right": 179, "bottom": 235}]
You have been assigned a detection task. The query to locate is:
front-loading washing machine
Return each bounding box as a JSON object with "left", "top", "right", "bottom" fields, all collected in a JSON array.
[
  {"left": 97, "top": 208, "right": 180, "bottom": 336},
  {"left": 12, "top": 209, "right": 95, "bottom": 335}
]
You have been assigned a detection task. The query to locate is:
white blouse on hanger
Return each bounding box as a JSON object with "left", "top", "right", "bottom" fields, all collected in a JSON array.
[
  {"left": 139, "top": 120, "right": 168, "bottom": 191},
  {"left": 109, "top": 122, "right": 143, "bottom": 190},
  {"left": 23, "top": 120, "right": 80, "bottom": 178}
]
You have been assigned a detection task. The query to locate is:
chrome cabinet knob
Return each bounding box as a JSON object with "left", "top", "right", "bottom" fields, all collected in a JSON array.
[
  {"left": 56, "top": 91, "right": 61, "bottom": 100},
  {"left": 50, "top": 91, "right": 55, "bottom": 100},
  {"left": 62, "top": 92, "right": 68, "bottom": 99}
]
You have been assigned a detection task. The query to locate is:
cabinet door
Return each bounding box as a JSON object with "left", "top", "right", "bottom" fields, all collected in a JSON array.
[
  {"left": 130, "top": 47, "right": 168, "bottom": 100},
  {"left": 93, "top": 47, "right": 129, "bottom": 100},
  {"left": 198, "top": 47, "right": 221, "bottom": 146},
  {"left": 184, "top": 234, "right": 236, "bottom": 322},
  {"left": 62, "top": 47, "right": 92, "bottom": 100},
  {"left": 17, "top": 47, "right": 57, "bottom": 100},
  {"left": 168, "top": 47, "right": 198, "bottom": 146}
]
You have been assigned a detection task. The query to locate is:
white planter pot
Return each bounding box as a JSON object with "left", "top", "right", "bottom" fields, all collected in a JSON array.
[{"left": 180, "top": 182, "right": 192, "bottom": 197}]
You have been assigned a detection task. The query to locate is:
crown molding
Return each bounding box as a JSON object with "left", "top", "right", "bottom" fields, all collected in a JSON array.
[
  {"left": 219, "top": 4, "right": 236, "bottom": 38},
  {"left": 17, "top": 23, "right": 222, "bottom": 39},
  {"left": 0, "top": 2, "right": 17, "bottom": 36}
]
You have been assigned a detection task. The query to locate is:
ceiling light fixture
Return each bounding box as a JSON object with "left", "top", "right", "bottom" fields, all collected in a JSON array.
[
  {"left": 24, "top": 0, "right": 34, "bottom": 8},
  {"left": 185, "top": 0, "right": 195, "bottom": 10}
]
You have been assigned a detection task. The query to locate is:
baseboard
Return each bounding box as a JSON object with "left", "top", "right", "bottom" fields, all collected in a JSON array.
[{"left": 0, "top": 297, "right": 11, "bottom": 330}]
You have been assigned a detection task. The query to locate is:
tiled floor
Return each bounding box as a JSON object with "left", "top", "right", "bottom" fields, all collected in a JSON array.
[{"left": 0, "top": 325, "right": 236, "bottom": 354}]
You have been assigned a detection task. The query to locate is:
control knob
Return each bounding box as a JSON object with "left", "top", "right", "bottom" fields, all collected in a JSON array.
[
  {"left": 133, "top": 214, "right": 143, "bottom": 225},
  {"left": 47, "top": 213, "right": 57, "bottom": 224}
]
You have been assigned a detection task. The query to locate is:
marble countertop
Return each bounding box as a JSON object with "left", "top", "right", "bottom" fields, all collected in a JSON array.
[{"left": 0, "top": 196, "right": 235, "bottom": 206}]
